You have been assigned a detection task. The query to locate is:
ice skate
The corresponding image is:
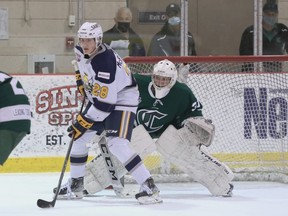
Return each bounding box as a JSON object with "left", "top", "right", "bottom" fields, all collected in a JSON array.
[
  {"left": 53, "top": 177, "right": 84, "bottom": 199},
  {"left": 222, "top": 183, "right": 234, "bottom": 197},
  {"left": 135, "top": 177, "right": 162, "bottom": 204}
]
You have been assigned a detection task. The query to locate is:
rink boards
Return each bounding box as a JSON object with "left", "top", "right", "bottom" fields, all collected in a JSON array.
[{"left": 1, "top": 74, "right": 288, "bottom": 173}]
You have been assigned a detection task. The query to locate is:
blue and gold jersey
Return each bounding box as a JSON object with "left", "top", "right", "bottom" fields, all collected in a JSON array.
[{"left": 74, "top": 44, "right": 139, "bottom": 121}]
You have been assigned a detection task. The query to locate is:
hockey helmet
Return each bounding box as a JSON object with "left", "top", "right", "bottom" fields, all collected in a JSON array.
[
  {"left": 152, "top": 59, "right": 178, "bottom": 99},
  {"left": 78, "top": 22, "right": 103, "bottom": 48}
]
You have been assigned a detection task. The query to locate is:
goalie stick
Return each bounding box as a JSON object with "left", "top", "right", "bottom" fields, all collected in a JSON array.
[{"left": 37, "top": 60, "right": 85, "bottom": 208}]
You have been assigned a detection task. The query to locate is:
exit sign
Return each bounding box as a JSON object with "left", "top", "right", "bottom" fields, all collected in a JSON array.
[{"left": 138, "top": 12, "right": 167, "bottom": 24}]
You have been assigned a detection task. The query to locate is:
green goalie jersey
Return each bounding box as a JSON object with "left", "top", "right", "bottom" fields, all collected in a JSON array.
[
  {"left": 0, "top": 71, "right": 31, "bottom": 133},
  {"left": 134, "top": 73, "right": 203, "bottom": 138}
]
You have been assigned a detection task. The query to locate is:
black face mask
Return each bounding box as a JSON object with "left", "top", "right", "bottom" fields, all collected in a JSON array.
[{"left": 117, "top": 22, "right": 130, "bottom": 33}]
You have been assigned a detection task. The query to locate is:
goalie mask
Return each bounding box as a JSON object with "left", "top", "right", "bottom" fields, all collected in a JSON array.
[
  {"left": 78, "top": 22, "right": 103, "bottom": 54},
  {"left": 152, "top": 59, "right": 178, "bottom": 99}
]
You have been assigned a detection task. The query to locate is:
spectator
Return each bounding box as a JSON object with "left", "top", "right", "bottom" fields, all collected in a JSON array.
[
  {"left": 147, "top": 3, "right": 197, "bottom": 56},
  {"left": 239, "top": 2, "right": 288, "bottom": 72},
  {"left": 103, "top": 7, "right": 146, "bottom": 57}
]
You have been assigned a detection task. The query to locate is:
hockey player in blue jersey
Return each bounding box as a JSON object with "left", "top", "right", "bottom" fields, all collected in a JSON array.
[{"left": 53, "top": 22, "right": 162, "bottom": 204}]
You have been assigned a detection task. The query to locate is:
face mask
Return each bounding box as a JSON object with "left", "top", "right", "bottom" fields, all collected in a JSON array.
[
  {"left": 117, "top": 22, "right": 130, "bottom": 33},
  {"left": 168, "top": 16, "right": 181, "bottom": 26},
  {"left": 263, "top": 15, "right": 277, "bottom": 27}
]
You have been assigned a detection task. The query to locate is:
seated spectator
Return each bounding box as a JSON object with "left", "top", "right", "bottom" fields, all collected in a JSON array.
[
  {"left": 103, "top": 7, "right": 146, "bottom": 57},
  {"left": 147, "top": 3, "right": 197, "bottom": 56}
]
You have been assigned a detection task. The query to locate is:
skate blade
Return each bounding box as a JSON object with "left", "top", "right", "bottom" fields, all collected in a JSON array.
[
  {"left": 56, "top": 193, "right": 84, "bottom": 200},
  {"left": 137, "top": 195, "right": 163, "bottom": 205}
]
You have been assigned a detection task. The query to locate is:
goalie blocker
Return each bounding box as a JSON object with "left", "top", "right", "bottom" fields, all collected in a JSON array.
[{"left": 84, "top": 118, "right": 234, "bottom": 196}]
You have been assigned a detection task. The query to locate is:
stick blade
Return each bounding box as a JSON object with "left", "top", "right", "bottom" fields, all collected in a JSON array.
[{"left": 37, "top": 199, "right": 55, "bottom": 208}]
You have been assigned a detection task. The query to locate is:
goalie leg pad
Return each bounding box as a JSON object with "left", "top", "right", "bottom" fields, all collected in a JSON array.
[
  {"left": 84, "top": 125, "right": 156, "bottom": 195},
  {"left": 156, "top": 125, "right": 234, "bottom": 196},
  {"left": 190, "top": 148, "right": 234, "bottom": 196},
  {"left": 84, "top": 153, "right": 126, "bottom": 195},
  {"left": 129, "top": 125, "right": 157, "bottom": 158}
]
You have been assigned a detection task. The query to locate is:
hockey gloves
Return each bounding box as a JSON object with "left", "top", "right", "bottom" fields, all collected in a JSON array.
[
  {"left": 67, "top": 113, "right": 94, "bottom": 140},
  {"left": 75, "top": 72, "right": 85, "bottom": 96}
]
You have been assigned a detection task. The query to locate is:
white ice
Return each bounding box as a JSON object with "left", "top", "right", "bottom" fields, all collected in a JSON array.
[{"left": 0, "top": 173, "right": 287, "bottom": 216}]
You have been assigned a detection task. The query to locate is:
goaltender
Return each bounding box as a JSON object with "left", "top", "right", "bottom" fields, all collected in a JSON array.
[{"left": 84, "top": 59, "right": 234, "bottom": 197}]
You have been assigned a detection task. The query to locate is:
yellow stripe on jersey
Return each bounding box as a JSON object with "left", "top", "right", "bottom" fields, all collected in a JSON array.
[
  {"left": 123, "top": 63, "right": 131, "bottom": 76},
  {"left": 119, "top": 111, "right": 130, "bottom": 138}
]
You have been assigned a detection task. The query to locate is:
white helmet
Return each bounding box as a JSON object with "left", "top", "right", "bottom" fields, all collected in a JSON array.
[
  {"left": 152, "top": 59, "right": 178, "bottom": 99},
  {"left": 77, "top": 22, "right": 103, "bottom": 48}
]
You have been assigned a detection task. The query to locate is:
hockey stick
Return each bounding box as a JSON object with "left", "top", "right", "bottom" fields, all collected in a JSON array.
[
  {"left": 37, "top": 61, "right": 85, "bottom": 208},
  {"left": 37, "top": 135, "right": 76, "bottom": 208},
  {"left": 71, "top": 59, "right": 79, "bottom": 73}
]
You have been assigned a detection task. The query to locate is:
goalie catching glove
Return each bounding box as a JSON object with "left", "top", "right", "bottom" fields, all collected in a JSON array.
[{"left": 67, "top": 113, "right": 94, "bottom": 140}]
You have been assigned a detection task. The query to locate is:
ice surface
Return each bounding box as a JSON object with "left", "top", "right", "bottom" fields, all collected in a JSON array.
[{"left": 0, "top": 173, "right": 287, "bottom": 216}]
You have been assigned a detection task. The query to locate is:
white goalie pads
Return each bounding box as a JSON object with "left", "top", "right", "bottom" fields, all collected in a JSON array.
[
  {"left": 84, "top": 153, "right": 123, "bottom": 195},
  {"left": 85, "top": 119, "right": 232, "bottom": 196},
  {"left": 156, "top": 124, "right": 234, "bottom": 196},
  {"left": 84, "top": 125, "right": 156, "bottom": 195}
]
